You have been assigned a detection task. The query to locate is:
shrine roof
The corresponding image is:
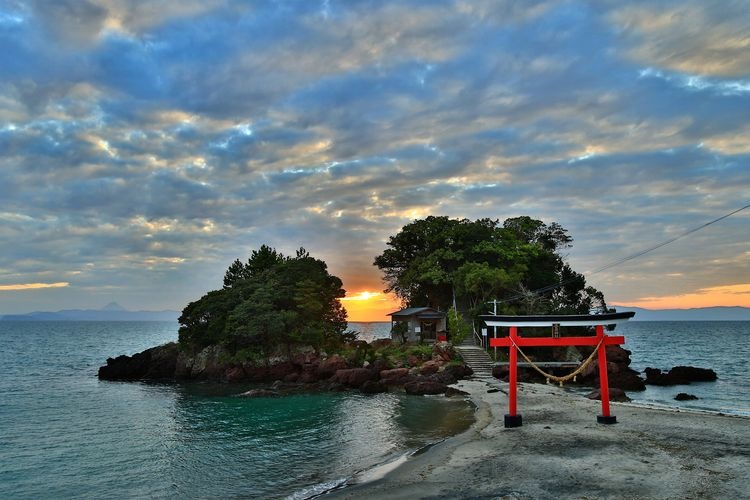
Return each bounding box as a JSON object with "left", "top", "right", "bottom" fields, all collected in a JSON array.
[{"left": 480, "top": 311, "right": 635, "bottom": 327}]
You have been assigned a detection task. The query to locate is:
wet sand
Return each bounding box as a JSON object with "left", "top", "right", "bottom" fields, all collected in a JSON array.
[{"left": 328, "top": 378, "right": 750, "bottom": 499}]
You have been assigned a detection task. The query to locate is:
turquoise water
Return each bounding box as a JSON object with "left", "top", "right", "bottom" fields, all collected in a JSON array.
[{"left": 0, "top": 321, "right": 473, "bottom": 499}]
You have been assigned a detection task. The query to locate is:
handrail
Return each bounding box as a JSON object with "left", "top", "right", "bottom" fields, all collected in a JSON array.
[{"left": 472, "top": 322, "right": 483, "bottom": 347}]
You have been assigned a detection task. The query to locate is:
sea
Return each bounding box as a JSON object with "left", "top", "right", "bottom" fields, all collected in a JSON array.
[{"left": 0, "top": 320, "right": 747, "bottom": 498}]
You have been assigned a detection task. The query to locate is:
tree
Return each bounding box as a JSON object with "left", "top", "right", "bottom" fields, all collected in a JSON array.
[
  {"left": 374, "top": 216, "right": 609, "bottom": 320},
  {"left": 179, "top": 246, "right": 348, "bottom": 356}
]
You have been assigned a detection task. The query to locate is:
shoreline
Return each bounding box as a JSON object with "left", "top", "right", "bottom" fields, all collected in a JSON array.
[{"left": 326, "top": 377, "right": 750, "bottom": 499}]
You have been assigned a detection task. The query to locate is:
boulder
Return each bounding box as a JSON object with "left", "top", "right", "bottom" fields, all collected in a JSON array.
[
  {"left": 432, "top": 343, "right": 457, "bottom": 362},
  {"left": 433, "top": 370, "right": 458, "bottom": 385},
  {"left": 675, "top": 393, "right": 699, "bottom": 401},
  {"left": 604, "top": 345, "right": 633, "bottom": 365},
  {"left": 443, "top": 363, "right": 473, "bottom": 379},
  {"left": 98, "top": 343, "right": 178, "bottom": 380},
  {"left": 607, "top": 368, "right": 647, "bottom": 391},
  {"left": 334, "top": 368, "right": 376, "bottom": 387},
  {"left": 669, "top": 366, "right": 717, "bottom": 382},
  {"left": 586, "top": 388, "right": 630, "bottom": 402},
  {"left": 404, "top": 380, "right": 448, "bottom": 395},
  {"left": 317, "top": 354, "right": 349, "bottom": 378},
  {"left": 380, "top": 368, "right": 410, "bottom": 384},
  {"left": 360, "top": 380, "right": 388, "bottom": 394},
  {"left": 419, "top": 360, "right": 441, "bottom": 375},
  {"left": 644, "top": 366, "right": 717, "bottom": 386}
]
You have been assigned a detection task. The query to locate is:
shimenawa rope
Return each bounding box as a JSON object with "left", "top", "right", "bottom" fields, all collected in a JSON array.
[{"left": 508, "top": 336, "right": 605, "bottom": 387}]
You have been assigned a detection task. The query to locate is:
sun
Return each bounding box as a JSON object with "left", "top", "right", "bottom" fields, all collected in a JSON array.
[{"left": 341, "top": 290, "right": 402, "bottom": 322}]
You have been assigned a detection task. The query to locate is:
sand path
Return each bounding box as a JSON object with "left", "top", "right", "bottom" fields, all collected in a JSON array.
[{"left": 329, "top": 378, "right": 750, "bottom": 499}]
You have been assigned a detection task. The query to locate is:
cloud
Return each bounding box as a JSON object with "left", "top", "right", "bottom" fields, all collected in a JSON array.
[
  {"left": 0, "top": 0, "right": 749, "bottom": 316},
  {"left": 0, "top": 282, "right": 70, "bottom": 291},
  {"left": 610, "top": 1, "right": 750, "bottom": 77}
]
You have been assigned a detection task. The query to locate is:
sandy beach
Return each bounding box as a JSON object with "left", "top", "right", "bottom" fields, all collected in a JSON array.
[{"left": 329, "top": 378, "right": 750, "bottom": 499}]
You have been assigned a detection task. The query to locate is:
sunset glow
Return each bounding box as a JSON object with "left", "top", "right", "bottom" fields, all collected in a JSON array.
[
  {"left": 0, "top": 282, "right": 70, "bottom": 292},
  {"left": 618, "top": 283, "right": 750, "bottom": 309},
  {"left": 341, "top": 290, "right": 402, "bottom": 322}
]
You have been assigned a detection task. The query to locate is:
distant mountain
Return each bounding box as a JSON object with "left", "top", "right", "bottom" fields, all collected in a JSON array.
[
  {"left": 0, "top": 304, "right": 180, "bottom": 322},
  {"left": 614, "top": 306, "right": 750, "bottom": 321}
]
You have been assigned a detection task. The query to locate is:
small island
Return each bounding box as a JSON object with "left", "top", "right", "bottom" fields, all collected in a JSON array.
[{"left": 98, "top": 244, "right": 473, "bottom": 395}]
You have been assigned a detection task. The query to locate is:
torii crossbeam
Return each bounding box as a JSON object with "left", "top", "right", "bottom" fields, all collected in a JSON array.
[{"left": 480, "top": 311, "right": 636, "bottom": 428}]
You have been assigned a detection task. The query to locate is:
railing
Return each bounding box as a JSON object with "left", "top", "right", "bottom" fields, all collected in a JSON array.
[{"left": 472, "top": 322, "right": 483, "bottom": 347}]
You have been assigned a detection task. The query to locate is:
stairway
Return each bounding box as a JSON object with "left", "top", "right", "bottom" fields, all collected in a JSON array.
[{"left": 455, "top": 337, "right": 495, "bottom": 378}]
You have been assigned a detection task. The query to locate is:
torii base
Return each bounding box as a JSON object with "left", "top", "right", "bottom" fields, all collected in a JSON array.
[
  {"left": 504, "top": 414, "right": 523, "bottom": 428},
  {"left": 597, "top": 415, "right": 617, "bottom": 425}
]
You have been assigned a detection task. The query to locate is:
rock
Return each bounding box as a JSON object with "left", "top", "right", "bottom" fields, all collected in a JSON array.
[
  {"left": 406, "top": 355, "right": 421, "bottom": 367},
  {"left": 360, "top": 380, "right": 387, "bottom": 394},
  {"left": 380, "top": 368, "right": 410, "bottom": 384},
  {"left": 239, "top": 389, "right": 280, "bottom": 398},
  {"left": 432, "top": 343, "right": 457, "bottom": 362},
  {"left": 433, "top": 370, "right": 458, "bottom": 385},
  {"left": 445, "top": 387, "right": 469, "bottom": 397},
  {"left": 675, "top": 392, "right": 699, "bottom": 401},
  {"left": 607, "top": 368, "right": 647, "bottom": 391},
  {"left": 98, "top": 343, "right": 178, "bottom": 380},
  {"left": 668, "top": 366, "right": 717, "bottom": 382},
  {"left": 284, "top": 372, "right": 300, "bottom": 383},
  {"left": 443, "top": 363, "right": 473, "bottom": 379},
  {"left": 644, "top": 367, "right": 677, "bottom": 385},
  {"left": 369, "top": 358, "right": 391, "bottom": 373},
  {"left": 224, "top": 366, "right": 245, "bottom": 382},
  {"left": 334, "top": 368, "right": 376, "bottom": 387},
  {"left": 586, "top": 388, "right": 630, "bottom": 402},
  {"left": 420, "top": 360, "right": 441, "bottom": 375},
  {"left": 604, "top": 345, "right": 632, "bottom": 365},
  {"left": 317, "top": 354, "right": 349, "bottom": 378},
  {"left": 189, "top": 344, "right": 228, "bottom": 379},
  {"left": 645, "top": 366, "right": 717, "bottom": 386},
  {"left": 404, "top": 380, "right": 448, "bottom": 395}
]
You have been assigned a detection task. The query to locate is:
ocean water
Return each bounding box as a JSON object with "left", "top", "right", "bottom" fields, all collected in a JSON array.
[
  {"left": 0, "top": 321, "right": 473, "bottom": 499},
  {"left": 615, "top": 321, "right": 750, "bottom": 416},
  {"left": 350, "top": 320, "right": 750, "bottom": 415}
]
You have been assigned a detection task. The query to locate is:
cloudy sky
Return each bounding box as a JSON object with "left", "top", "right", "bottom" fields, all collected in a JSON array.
[{"left": 1, "top": 0, "right": 749, "bottom": 320}]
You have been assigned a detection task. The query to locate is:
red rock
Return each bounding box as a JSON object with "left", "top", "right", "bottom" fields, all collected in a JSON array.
[
  {"left": 317, "top": 354, "right": 349, "bottom": 378},
  {"left": 380, "top": 368, "right": 409, "bottom": 381},
  {"left": 420, "top": 360, "right": 440, "bottom": 375},
  {"left": 334, "top": 368, "right": 376, "bottom": 387},
  {"left": 404, "top": 380, "right": 448, "bottom": 395}
]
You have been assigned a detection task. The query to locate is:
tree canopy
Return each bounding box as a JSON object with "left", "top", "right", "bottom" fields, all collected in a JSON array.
[
  {"left": 179, "top": 245, "right": 348, "bottom": 355},
  {"left": 374, "top": 216, "right": 608, "bottom": 318}
]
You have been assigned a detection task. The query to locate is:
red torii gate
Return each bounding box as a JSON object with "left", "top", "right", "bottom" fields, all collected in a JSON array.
[{"left": 481, "top": 311, "right": 636, "bottom": 428}]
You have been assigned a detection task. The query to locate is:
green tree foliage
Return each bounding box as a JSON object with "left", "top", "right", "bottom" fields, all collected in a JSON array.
[
  {"left": 447, "top": 307, "right": 470, "bottom": 344},
  {"left": 180, "top": 246, "right": 348, "bottom": 356},
  {"left": 374, "top": 216, "right": 609, "bottom": 319}
]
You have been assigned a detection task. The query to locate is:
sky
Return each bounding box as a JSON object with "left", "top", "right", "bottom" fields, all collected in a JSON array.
[{"left": 1, "top": 0, "right": 749, "bottom": 321}]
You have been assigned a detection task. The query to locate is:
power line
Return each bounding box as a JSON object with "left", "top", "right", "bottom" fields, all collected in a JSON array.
[{"left": 497, "top": 202, "right": 750, "bottom": 305}]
